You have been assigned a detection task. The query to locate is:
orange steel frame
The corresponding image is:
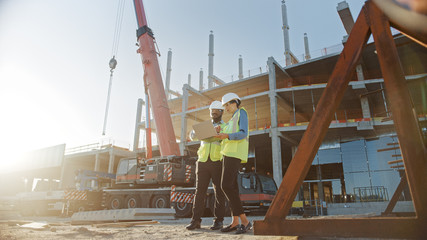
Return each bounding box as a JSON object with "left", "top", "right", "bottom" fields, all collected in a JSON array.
[{"left": 254, "top": 1, "right": 427, "bottom": 238}]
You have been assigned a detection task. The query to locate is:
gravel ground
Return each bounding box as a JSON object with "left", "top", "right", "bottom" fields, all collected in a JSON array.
[{"left": 0, "top": 210, "right": 298, "bottom": 240}]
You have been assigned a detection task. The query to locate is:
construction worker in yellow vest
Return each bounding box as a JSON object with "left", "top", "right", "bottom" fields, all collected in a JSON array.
[
  {"left": 186, "top": 101, "right": 226, "bottom": 231},
  {"left": 216, "top": 92, "right": 251, "bottom": 234}
]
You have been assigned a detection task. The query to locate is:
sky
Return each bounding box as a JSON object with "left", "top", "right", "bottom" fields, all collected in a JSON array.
[{"left": 0, "top": 0, "right": 365, "bottom": 170}]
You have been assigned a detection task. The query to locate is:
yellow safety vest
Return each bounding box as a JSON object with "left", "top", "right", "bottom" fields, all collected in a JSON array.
[
  {"left": 197, "top": 122, "right": 225, "bottom": 162},
  {"left": 221, "top": 108, "right": 249, "bottom": 163}
]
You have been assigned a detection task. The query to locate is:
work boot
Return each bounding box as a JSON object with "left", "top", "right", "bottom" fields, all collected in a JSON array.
[
  {"left": 186, "top": 220, "right": 201, "bottom": 230},
  {"left": 210, "top": 221, "right": 223, "bottom": 230}
]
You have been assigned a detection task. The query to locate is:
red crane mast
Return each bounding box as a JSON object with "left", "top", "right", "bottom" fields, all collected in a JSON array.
[{"left": 133, "top": 0, "right": 181, "bottom": 156}]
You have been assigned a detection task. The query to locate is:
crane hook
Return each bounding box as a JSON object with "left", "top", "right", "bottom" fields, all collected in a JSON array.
[{"left": 109, "top": 56, "right": 118, "bottom": 72}]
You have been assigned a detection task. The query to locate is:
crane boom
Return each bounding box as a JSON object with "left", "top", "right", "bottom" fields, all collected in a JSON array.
[{"left": 133, "top": 0, "right": 180, "bottom": 156}]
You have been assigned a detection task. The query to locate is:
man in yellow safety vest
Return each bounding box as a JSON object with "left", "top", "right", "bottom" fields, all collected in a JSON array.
[{"left": 186, "top": 101, "right": 227, "bottom": 231}]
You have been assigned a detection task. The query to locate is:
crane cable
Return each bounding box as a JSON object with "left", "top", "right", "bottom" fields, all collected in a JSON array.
[
  {"left": 102, "top": 0, "right": 126, "bottom": 136},
  {"left": 111, "top": 0, "right": 126, "bottom": 58}
]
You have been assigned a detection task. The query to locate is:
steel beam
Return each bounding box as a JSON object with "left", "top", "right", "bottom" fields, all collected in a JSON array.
[
  {"left": 277, "top": 131, "right": 298, "bottom": 146},
  {"left": 383, "top": 175, "right": 407, "bottom": 215},
  {"left": 255, "top": 218, "right": 426, "bottom": 239},
  {"left": 369, "top": 1, "right": 427, "bottom": 219},
  {"left": 254, "top": 1, "right": 427, "bottom": 238}
]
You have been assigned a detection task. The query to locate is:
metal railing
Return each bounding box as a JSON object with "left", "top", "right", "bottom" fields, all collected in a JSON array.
[
  {"left": 212, "top": 42, "right": 347, "bottom": 84},
  {"left": 353, "top": 186, "right": 389, "bottom": 202},
  {"left": 171, "top": 28, "right": 403, "bottom": 94}
]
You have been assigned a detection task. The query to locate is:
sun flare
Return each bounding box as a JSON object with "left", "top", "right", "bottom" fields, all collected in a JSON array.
[{"left": 0, "top": 67, "right": 81, "bottom": 172}]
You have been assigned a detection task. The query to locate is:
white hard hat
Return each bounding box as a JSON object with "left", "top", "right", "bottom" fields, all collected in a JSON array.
[
  {"left": 221, "top": 93, "right": 241, "bottom": 106},
  {"left": 209, "top": 100, "right": 224, "bottom": 110}
]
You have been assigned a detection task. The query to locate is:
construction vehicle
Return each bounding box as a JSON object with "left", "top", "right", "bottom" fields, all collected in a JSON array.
[
  {"left": 55, "top": 156, "right": 277, "bottom": 218},
  {"left": 15, "top": 179, "right": 64, "bottom": 216},
  {"left": 97, "top": 156, "right": 278, "bottom": 217},
  {"left": 62, "top": 169, "right": 116, "bottom": 214},
  {"left": 74, "top": 169, "right": 116, "bottom": 191},
  {"left": 14, "top": 170, "right": 116, "bottom": 216},
  {"left": 12, "top": 156, "right": 279, "bottom": 217}
]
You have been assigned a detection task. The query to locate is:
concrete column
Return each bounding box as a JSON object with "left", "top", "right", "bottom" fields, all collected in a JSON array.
[
  {"left": 199, "top": 68, "right": 204, "bottom": 91},
  {"left": 291, "top": 145, "right": 297, "bottom": 158},
  {"left": 316, "top": 164, "right": 325, "bottom": 215},
  {"left": 352, "top": 65, "right": 373, "bottom": 130},
  {"left": 267, "top": 57, "right": 283, "bottom": 186},
  {"left": 360, "top": 95, "right": 371, "bottom": 119},
  {"left": 238, "top": 55, "right": 243, "bottom": 80},
  {"left": 281, "top": 1, "right": 292, "bottom": 66},
  {"left": 291, "top": 146, "right": 304, "bottom": 201},
  {"left": 341, "top": 176, "right": 347, "bottom": 202},
  {"left": 356, "top": 65, "right": 371, "bottom": 119},
  {"left": 291, "top": 90, "right": 296, "bottom": 124},
  {"left": 337, "top": 0, "right": 372, "bottom": 128},
  {"left": 108, "top": 148, "right": 115, "bottom": 174},
  {"left": 144, "top": 93, "right": 152, "bottom": 158},
  {"left": 94, "top": 153, "right": 100, "bottom": 171},
  {"left": 337, "top": 1, "right": 354, "bottom": 35},
  {"left": 208, "top": 31, "right": 214, "bottom": 88},
  {"left": 59, "top": 160, "right": 67, "bottom": 189},
  {"left": 92, "top": 153, "right": 100, "bottom": 189},
  {"left": 304, "top": 33, "right": 311, "bottom": 60},
  {"left": 180, "top": 84, "right": 189, "bottom": 155},
  {"left": 188, "top": 74, "right": 191, "bottom": 86},
  {"left": 133, "top": 98, "right": 144, "bottom": 151},
  {"left": 165, "top": 49, "right": 172, "bottom": 99}
]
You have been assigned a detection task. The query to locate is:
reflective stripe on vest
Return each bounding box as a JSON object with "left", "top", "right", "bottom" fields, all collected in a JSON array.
[
  {"left": 197, "top": 122, "right": 225, "bottom": 162},
  {"left": 220, "top": 108, "right": 249, "bottom": 163}
]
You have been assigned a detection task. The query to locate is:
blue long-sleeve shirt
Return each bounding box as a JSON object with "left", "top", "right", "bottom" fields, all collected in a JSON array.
[{"left": 228, "top": 108, "right": 248, "bottom": 140}]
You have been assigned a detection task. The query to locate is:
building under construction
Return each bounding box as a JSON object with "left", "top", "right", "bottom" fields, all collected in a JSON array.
[
  {"left": 130, "top": 0, "right": 427, "bottom": 215},
  {"left": 1, "top": 1, "right": 425, "bottom": 232}
]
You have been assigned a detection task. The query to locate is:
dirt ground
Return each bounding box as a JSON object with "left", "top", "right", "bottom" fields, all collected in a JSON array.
[{"left": 0, "top": 211, "right": 298, "bottom": 240}]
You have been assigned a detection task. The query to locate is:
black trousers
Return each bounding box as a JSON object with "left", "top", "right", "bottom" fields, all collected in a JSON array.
[
  {"left": 191, "top": 158, "right": 226, "bottom": 222},
  {"left": 221, "top": 156, "right": 244, "bottom": 216}
]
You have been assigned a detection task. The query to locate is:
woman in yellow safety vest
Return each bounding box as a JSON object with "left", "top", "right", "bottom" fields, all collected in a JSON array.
[{"left": 216, "top": 92, "right": 251, "bottom": 234}]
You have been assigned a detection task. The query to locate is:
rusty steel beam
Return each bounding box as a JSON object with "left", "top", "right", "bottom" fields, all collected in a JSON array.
[
  {"left": 258, "top": 4, "right": 371, "bottom": 222},
  {"left": 368, "top": 2, "right": 427, "bottom": 219},
  {"left": 254, "top": 1, "right": 427, "bottom": 238},
  {"left": 254, "top": 218, "right": 426, "bottom": 239},
  {"left": 383, "top": 175, "right": 407, "bottom": 215}
]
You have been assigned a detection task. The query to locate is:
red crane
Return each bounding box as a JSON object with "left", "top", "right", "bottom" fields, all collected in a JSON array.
[{"left": 133, "top": 0, "right": 181, "bottom": 157}]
